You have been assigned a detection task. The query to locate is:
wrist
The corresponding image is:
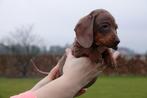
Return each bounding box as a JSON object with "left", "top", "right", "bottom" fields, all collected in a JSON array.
[{"left": 61, "top": 74, "right": 83, "bottom": 92}]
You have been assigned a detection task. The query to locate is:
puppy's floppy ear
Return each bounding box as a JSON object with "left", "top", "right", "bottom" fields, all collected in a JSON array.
[{"left": 74, "top": 12, "right": 95, "bottom": 48}]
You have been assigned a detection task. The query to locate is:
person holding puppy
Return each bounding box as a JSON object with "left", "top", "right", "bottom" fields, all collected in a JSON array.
[{"left": 10, "top": 48, "right": 119, "bottom": 98}]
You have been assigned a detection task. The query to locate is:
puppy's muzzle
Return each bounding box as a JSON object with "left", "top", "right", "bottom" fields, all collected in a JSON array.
[{"left": 112, "top": 39, "right": 120, "bottom": 50}]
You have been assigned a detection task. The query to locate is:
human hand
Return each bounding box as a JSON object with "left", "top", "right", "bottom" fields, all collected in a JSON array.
[
  {"left": 62, "top": 49, "right": 120, "bottom": 97},
  {"left": 31, "top": 58, "right": 87, "bottom": 97},
  {"left": 62, "top": 48, "right": 102, "bottom": 89}
]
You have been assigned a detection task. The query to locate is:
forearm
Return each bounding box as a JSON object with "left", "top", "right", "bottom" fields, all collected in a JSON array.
[
  {"left": 31, "top": 76, "right": 50, "bottom": 91},
  {"left": 34, "top": 75, "right": 82, "bottom": 98},
  {"left": 31, "top": 65, "right": 59, "bottom": 91}
]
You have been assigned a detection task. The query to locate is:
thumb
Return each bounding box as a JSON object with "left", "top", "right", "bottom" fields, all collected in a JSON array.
[{"left": 48, "top": 65, "right": 60, "bottom": 80}]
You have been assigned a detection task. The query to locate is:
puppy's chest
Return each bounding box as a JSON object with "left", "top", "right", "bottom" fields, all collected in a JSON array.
[
  {"left": 88, "top": 47, "right": 106, "bottom": 63},
  {"left": 72, "top": 42, "right": 106, "bottom": 63}
]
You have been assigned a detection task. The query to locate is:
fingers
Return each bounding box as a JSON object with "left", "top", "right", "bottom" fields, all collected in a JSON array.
[
  {"left": 48, "top": 65, "right": 60, "bottom": 81},
  {"left": 113, "top": 51, "right": 120, "bottom": 60},
  {"left": 96, "top": 70, "right": 103, "bottom": 78},
  {"left": 95, "top": 62, "right": 106, "bottom": 71},
  {"left": 75, "top": 88, "right": 87, "bottom": 97}
]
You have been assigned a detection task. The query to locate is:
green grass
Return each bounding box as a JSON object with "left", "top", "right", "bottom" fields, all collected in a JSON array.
[
  {"left": 0, "top": 76, "right": 147, "bottom": 98},
  {"left": 0, "top": 78, "right": 39, "bottom": 98},
  {"left": 79, "top": 76, "right": 147, "bottom": 98}
]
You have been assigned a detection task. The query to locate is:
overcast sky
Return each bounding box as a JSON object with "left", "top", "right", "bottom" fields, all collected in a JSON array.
[{"left": 0, "top": 0, "right": 147, "bottom": 53}]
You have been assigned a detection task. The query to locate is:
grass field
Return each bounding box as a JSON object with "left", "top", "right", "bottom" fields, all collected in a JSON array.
[{"left": 0, "top": 76, "right": 147, "bottom": 98}]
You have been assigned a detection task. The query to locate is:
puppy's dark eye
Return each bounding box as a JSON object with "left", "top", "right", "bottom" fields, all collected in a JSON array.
[
  {"left": 102, "top": 24, "right": 109, "bottom": 29},
  {"left": 99, "top": 24, "right": 110, "bottom": 32}
]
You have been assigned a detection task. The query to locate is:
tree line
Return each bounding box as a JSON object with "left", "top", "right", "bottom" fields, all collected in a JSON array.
[{"left": 0, "top": 25, "right": 147, "bottom": 77}]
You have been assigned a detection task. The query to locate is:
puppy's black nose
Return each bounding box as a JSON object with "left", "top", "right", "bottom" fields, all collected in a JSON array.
[
  {"left": 112, "top": 40, "right": 120, "bottom": 50},
  {"left": 114, "top": 40, "right": 120, "bottom": 46}
]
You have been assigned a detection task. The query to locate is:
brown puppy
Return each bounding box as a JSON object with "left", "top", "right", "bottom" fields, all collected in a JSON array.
[
  {"left": 72, "top": 9, "right": 119, "bottom": 64},
  {"left": 57, "top": 9, "right": 120, "bottom": 88}
]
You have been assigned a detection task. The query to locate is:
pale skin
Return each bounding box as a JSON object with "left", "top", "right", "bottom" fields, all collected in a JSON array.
[{"left": 29, "top": 49, "right": 119, "bottom": 98}]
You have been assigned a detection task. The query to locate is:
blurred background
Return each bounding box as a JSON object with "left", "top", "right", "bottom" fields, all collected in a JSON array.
[{"left": 0, "top": 0, "right": 147, "bottom": 98}]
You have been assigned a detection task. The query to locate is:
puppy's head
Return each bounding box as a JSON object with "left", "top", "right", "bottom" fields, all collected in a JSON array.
[{"left": 74, "top": 9, "right": 120, "bottom": 49}]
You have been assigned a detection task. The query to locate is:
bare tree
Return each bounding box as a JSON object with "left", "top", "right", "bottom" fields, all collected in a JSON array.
[
  {"left": 2, "top": 25, "right": 43, "bottom": 77},
  {"left": 7, "top": 25, "right": 42, "bottom": 54}
]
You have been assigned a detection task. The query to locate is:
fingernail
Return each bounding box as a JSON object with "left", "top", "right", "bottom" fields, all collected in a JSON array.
[{"left": 56, "top": 70, "right": 61, "bottom": 78}]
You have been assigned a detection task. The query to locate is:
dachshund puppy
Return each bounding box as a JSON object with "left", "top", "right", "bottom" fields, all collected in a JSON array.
[
  {"left": 74, "top": 9, "right": 119, "bottom": 64},
  {"left": 57, "top": 9, "right": 120, "bottom": 88}
]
